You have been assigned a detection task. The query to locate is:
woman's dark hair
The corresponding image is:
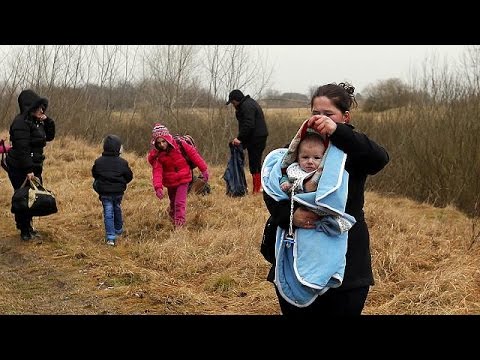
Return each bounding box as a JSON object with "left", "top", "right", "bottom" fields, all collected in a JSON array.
[{"left": 310, "top": 82, "right": 357, "bottom": 113}]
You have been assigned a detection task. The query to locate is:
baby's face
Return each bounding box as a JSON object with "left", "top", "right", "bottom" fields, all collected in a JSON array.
[{"left": 298, "top": 141, "right": 325, "bottom": 172}]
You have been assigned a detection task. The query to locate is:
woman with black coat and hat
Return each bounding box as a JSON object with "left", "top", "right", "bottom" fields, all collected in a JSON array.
[{"left": 6, "top": 89, "right": 56, "bottom": 240}]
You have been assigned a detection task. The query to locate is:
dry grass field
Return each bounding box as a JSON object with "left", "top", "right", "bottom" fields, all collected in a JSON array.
[
  {"left": 109, "top": 107, "right": 314, "bottom": 125},
  {"left": 0, "top": 135, "right": 479, "bottom": 315}
]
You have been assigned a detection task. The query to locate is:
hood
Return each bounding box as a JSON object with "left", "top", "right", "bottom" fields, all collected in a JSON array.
[
  {"left": 151, "top": 132, "right": 175, "bottom": 148},
  {"left": 103, "top": 134, "right": 122, "bottom": 156},
  {"left": 18, "top": 89, "right": 49, "bottom": 114}
]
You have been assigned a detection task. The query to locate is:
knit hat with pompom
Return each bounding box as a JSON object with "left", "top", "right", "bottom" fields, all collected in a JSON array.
[
  {"left": 152, "top": 123, "right": 169, "bottom": 138},
  {"left": 151, "top": 123, "right": 172, "bottom": 147}
]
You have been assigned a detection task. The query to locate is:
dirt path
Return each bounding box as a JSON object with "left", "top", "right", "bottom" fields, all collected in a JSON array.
[{"left": 0, "top": 231, "right": 110, "bottom": 314}]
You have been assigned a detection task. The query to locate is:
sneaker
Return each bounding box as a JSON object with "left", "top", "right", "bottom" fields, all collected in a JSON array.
[
  {"left": 115, "top": 228, "right": 123, "bottom": 236},
  {"left": 106, "top": 240, "right": 115, "bottom": 246}
]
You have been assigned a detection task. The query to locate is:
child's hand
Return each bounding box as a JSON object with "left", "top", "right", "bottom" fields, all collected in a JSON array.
[
  {"left": 201, "top": 171, "right": 209, "bottom": 182},
  {"left": 155, "top": 188, "right": 163, "bottom": 200}
]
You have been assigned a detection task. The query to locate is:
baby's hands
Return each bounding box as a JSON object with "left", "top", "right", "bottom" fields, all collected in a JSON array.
[{"left": 281, "top": 182, "right": 292, "bottom": 192}]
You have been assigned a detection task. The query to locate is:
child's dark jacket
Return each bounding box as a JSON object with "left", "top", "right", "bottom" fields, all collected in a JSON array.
[{"left": 92, "top": 135, "right": 133, "bottom": 196}]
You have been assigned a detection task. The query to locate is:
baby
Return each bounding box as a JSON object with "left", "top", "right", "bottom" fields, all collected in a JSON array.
[{"left": 280, "top": 132, "right": 326, "bottom": 194}]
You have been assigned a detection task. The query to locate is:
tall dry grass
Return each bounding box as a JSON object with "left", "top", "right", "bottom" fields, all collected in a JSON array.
[
  {"left": 0, "top": 136, "right": 479, "bottom": 314},
  {"left": 354, "top": 101, "right": 480, "bottom": 217}
]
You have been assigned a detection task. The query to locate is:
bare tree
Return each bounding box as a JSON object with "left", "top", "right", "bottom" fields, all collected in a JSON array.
[
  {"left": 459, "top": 45, "right": 480, "bottom": 97},
  {"left": 143, "top": 45, "right": 199, "bottom": 124},
  {"left": 0, "top": 45, "right": 274, "bottom": 163}
]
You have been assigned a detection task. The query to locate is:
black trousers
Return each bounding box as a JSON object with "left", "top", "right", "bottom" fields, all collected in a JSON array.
[
  {"left": 7, "top": 165, "right": 42, "bottom": 230},
  {"left": 246, "top": 136, "right": 267, "bottom": 174},
  {"left": 275, "top": 284, "right": 370, "bottom": 316}
]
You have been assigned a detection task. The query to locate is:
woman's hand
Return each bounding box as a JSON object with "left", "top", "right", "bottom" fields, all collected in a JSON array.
[
  {"left": 307, "top": 115, "right": 337, "bottom": 136},
  {"left": 32, "top": 107, "right": 47, "bottom": 121},
  {"left": 293, "top": 206, "right": 319, "bottom": 229}
]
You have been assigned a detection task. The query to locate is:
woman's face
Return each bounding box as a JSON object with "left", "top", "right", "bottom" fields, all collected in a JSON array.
[
  {"left": 155, "top": 137, "right": 168, "bottom": 151},
  {"left": 311, "top": 96, "right": 349, "bottom": 124},
  {"left": 32, "top": 106, "right": 46, "bottom": 120}
]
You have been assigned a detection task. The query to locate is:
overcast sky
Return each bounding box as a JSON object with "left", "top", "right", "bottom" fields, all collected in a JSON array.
[
  {"left": 254, "top": 45, "right": 467, "bottom": 95},
  {"left": 0, "top": 45, "right": 468, "bottom": 97}
]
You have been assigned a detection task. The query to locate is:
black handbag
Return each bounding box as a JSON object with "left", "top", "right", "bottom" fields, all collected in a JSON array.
[
  {"left": 11, "top": 177, "right": 58, "bottom": 217},
  {"left": 260, "top": 215, "right": 277, "bottom": 265}
]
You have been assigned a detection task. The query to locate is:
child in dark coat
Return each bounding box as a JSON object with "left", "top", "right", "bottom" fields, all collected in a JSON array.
[{"left": 92, "top": 134, "right": 133, "bottom": 245}]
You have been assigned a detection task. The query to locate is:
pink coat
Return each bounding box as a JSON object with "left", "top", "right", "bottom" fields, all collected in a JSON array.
[{"left": 147, "top": 133, "right": 207, "bottom": 190}]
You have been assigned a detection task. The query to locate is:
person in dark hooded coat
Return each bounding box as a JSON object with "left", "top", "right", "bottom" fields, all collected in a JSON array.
[
  {"left": 92, "top": 134, "right": 133, "bottom": 246},
  {"left": 6, "top": 89, "right": 56, "bottom": 241},
  {"left": 226, "top": 89, "right": 268, "bottom": 195}
]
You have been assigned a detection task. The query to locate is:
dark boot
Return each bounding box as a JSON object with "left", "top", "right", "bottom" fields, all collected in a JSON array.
[
  {"left": 29, "top": 226, "right": 39, "bottom": 237},
  {"left": 28, "top": 220, "right": 39, "bottom": 237},
  {"left": 20, "top": 228, "right": 32, "bottom": 241}
]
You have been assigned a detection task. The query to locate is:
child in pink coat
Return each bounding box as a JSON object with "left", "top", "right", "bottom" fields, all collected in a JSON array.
[{"left": 147, "top": 123, "right": 209, "bottom": 228}]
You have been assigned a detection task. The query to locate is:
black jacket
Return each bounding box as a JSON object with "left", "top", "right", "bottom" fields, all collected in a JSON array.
[
  {"left": 263, "top": 123, "right": 390, "bottom": 289},
  {"left": 234, "top": 95, "right": 268, "bottom": 147},
  {"left": 6, "top": 90, "right": 55, "bottom": 172},
  {"left": 92, "top": 135, "right": 133, "bottom": 196}
]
